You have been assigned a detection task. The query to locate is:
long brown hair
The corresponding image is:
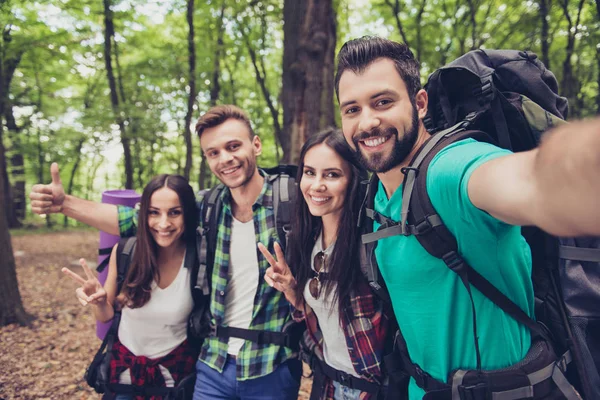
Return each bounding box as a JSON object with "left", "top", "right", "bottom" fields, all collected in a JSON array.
[
  {"left": 287, "top": 128, "right": 368, "bottom": 322},
  {"left": 119, "top": 174, "right": 198, "bottom": 309}
]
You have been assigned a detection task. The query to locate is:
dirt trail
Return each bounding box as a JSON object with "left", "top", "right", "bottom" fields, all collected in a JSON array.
[{"left": 0, "top": 231, "right": 311, "bottom": 400}]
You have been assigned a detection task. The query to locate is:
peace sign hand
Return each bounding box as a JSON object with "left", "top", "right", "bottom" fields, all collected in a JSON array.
[
  {"left": 62, "top": 258, "right": 107, "bottom": 307},
  {"left": 258, "top": 242, "right": 299, "bottom": 307}
]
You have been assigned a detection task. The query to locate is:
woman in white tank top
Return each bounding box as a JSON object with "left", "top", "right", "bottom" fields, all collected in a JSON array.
[
  {"left": 62, "top": 174, "right": 198, "bottom": 400},
  {"left": 258, "top": 129, "right": 391, "bottom": 400}
]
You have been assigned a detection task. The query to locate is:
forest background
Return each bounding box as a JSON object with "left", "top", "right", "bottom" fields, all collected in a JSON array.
[
  {"left": 1, "top": 0, "right": 600, "bottom": 363},
  {"left": 0, "top": 0, "right": 599, "bottom": 397}
]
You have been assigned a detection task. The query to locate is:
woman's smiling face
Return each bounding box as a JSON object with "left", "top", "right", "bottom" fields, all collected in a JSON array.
[{"left": 300, "top": 143, "right": 352, "bottom": 221}]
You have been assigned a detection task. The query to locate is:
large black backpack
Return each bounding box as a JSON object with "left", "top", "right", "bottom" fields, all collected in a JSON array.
[
  {"left": 360, "top": 49, "right": 600, "bottom": 399},
  {"left": 86, "top": 237, "right": 198, "bottom": 399},
  {"left": 188, "top": 165, "right": 305, "bottom": 350}
]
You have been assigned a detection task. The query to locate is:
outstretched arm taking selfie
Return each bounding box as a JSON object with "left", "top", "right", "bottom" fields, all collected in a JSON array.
[
  {"left": 61, "top": 245, "right": 119, "bottom": 323},
  {"left": 29, "top": 163, "right": 120, "bottom": 235},
  {"left": 469, "top": 117, "right": 600, "bottom": 236}
]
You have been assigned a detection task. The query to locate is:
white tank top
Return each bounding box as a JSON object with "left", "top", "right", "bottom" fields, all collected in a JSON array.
[
  {"left": 118, "top": 255, "right": 193, "bottom": 359},
  {"left": 304, "top": 234, "right": 359, "bottom": 378}
]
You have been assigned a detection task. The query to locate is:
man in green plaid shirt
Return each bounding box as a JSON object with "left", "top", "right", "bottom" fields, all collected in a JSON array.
[{"left": 30, "top": 105, "right": 302, "bottom": 400}]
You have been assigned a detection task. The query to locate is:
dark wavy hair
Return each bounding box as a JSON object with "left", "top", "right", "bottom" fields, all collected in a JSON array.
[
  {"left": 288, "top": 127, "right": 368, "bottom": 322},
  {"left": 334, "top": 36, "right": 421, "bottom": 102},
  {"left": 119, "top": 174, "right": 198, "bottom": 309}
]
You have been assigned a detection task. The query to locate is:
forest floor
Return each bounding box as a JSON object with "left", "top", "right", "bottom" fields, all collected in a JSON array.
[{"left": 0, "top": 230, "right": 312, "bottom": 400}]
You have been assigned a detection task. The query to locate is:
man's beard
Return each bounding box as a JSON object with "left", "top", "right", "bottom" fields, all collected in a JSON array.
[{"left": 352, "top": 107, "right": 419, "bottom": 173}]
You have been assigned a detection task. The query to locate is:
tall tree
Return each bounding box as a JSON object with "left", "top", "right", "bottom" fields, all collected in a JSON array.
[
  {"left": 102, "top": 0, "right": 133, "bottom": 188},
  {"left": 595, "top": 0, "right": 600, "bottom": 114},
  {"left": 183, "top": 0, "right": 196, "bottom": 181},
  {"left": 281, "top": 0, "right": 336, "bottom": 164},
  {"left": 0, "top": 155, "right": 32, "bottom": 326},
  {"left": 559, "top": 0, "right": 586, "bottom": 117},
  {"left": 199, "top": 1, "right": 226, "bottom": 190},
  {"left": 539, "top": 0, "right": 551, "bottom": 68},
  {"left": 0, "top": 26, "right": 23, "bottom": 228}
]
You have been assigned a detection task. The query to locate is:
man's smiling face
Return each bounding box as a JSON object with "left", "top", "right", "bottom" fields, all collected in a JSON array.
[{"left": 338, "top": 58, "right": 420, "bottom": 173}]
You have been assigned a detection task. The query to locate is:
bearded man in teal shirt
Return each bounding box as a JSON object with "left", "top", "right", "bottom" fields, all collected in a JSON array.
[{"left": 334, "top": 36, "right": 600, "bottom": 400}]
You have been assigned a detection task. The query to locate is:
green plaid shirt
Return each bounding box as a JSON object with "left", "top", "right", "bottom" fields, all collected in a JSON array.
[{"left": 116, "top": 174, "right": 295, "bottom": 380}]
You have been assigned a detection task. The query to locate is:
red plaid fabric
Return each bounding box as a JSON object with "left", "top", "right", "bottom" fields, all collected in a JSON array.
[
  {"left": 296, "top": 278, "right": 389, "bottom": 400},
  {"left": 109, "top": 339, "right": 196, "bottom": 400}
]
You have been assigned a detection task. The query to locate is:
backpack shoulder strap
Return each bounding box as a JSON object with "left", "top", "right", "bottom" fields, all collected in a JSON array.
[
  {"left": 116, "top": 236, "right": 137, "bottom": 295},
  {"left": 265, "top": 165, "right": 298, "bottom": 252},
  {"left": 404, "top": 123, "right": 547, "bottom": 339},
  {"left": 197, "top": 184, "right": 226, "bottom": 296},
  {"left": 358, "top": 174, "right": 392, "bottom": 304}
]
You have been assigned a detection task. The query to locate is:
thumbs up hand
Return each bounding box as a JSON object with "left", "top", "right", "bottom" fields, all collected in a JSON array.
[{"left": 30, "top": 163, "right": 66, "bottom": 214}]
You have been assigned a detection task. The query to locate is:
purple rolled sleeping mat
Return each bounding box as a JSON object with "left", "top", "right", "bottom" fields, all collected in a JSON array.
[{"left": 96, "top": 189, "right": 141, "bottom": 339}]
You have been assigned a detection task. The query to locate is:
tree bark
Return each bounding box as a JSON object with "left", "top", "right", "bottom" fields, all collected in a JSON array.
[
  {"left": 0, "top": 149, "right": 33, "bottom": 326},
  {"left": 559, "top": 0, "right": 585, "bottom": 117},
  {"left": 0, "top": 27, "right": 23, "bottom": 228},
  {"left": 63, "top": 138, "right": 85, "bottom": 227},
  {"left": 199, "top": 2, "right": 225, "bottom": 190},
  {"left": 539, "top": 0, "right": 551, "bottom": 69},
  {"left": 384, "top": 0, "right": 410, "bottom": 47},
  {"left": 243, "top": 31, "right": 282, "bottom": 160},
  {"left": 102, "top": 0, "right": 133, "bottom": 188},
  {"left": 282, "top": 0, "right": 336, "bottom": 164},
  {"left": 183, "top": 0, "right": 196, "bottom": 181}
]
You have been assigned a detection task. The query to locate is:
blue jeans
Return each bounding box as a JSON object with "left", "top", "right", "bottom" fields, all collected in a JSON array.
[
  {"left": 193, "top": 356, "right": 301, "bottom": 400},
  {"left": 332, "top": 380, "right": 363, "bottom": 400}
]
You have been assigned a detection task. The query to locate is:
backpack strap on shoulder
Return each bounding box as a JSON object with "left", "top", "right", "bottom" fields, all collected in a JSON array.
[
  {"left": 357, "top": 175, "right": 392, "bottom": 304},
  {"left": 116, "top": 236, "right": 137, "bottom": 295},
  {"left": 197, "top": 185, "right": 225, "bottom": 296},
  {"left": 264, "top": 165, "right": 298, "bottom": 252}
]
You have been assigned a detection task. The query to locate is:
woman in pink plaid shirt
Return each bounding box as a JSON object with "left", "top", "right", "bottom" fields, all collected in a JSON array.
[{"left": 259, "top": 128, "right": 391, "bottom": 400}]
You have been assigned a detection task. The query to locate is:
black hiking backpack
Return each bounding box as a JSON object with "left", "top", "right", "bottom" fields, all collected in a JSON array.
[
  {"left": 86, "top": 237, "right": 198, "bottom": 399},
  {"left": 360, "top": 49, "right": 600, "bottom": 399},
  {"left": 188, "top": 165, "right": 306, "bottom": 351}
]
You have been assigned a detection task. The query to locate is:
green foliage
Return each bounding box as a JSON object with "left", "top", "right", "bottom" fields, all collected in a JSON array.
[{"left": 2, "top": 0, "right": 598, "bottom": 215}]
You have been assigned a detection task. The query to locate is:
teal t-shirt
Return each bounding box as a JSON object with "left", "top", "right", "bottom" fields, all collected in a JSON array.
[{"left": 374, "top": 139, "right": 534, "bottom": 399}]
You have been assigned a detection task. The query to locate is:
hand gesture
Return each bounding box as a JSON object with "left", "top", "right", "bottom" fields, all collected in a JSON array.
[
  {"left": 62, "top": 258, "right": 107, "bottom": 307},
  {"left": 30, "top": 162, "right": 65, "bottom": 214},
  {"left": 258, "top": 242, "right": 297, "bottom": 296}
]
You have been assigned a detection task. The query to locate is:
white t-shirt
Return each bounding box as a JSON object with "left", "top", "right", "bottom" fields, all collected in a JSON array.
[
  {"left": 304, "top": 234, "right": 359, "bottom": 377},
  {"left": 222, "top": 217, "right": 260, "bottom": 356}
]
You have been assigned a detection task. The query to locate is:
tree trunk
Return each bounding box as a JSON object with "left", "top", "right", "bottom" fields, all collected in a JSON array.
[
  {"left": 384, "top": 0, "right": 410, "bottom": 47},
  {"left": 595, "top": 1, "right": 600, "bottom": 115},
  {"left": 539, "top": 0, "right": 551, "bottom": 69},
  {"left": 103, "top": 0, "right": 133, "bottom": 188},
  {"left": 183, "top": 0, "right": 196, "bottom": 181},
  {"left": 199, "top": 2, "right": 225, "bottom": 190},
  {"left": 63, "top": 138, "right": 85, "bottom": 227},
  {"left": 559, "top": 0, "right": 586, "bottom": 117},
  {"left": 10, "top": 152, "right": 25, "bottom": 221},
  {"left": 0, "top": 152, "right": 33, "bottom": 326},
  {"left": 0, "top": 123, "right": 18, "bottom": 228},
  {"left": 282, "top": 0, "right": 336, "bottom": 164},
  {"left": 0, "top": 28, "right": 23, "bottom": 228}
]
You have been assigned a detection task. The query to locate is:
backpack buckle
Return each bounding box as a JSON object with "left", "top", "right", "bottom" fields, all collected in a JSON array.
[
  {"left": 458, "top": 382, "right": 488, "bottom": 400},
  {"left": 442, "top": 251, "right": 464, "bottom": 273},
  {"left": 336, "top": 371, "right": 352, "bottom": 388},
  {"left": 413, "top": 219, "right": 434, "bottom": 236},
  {"left": 209, "top": 323, "right": 218, "bottom": 338}
]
